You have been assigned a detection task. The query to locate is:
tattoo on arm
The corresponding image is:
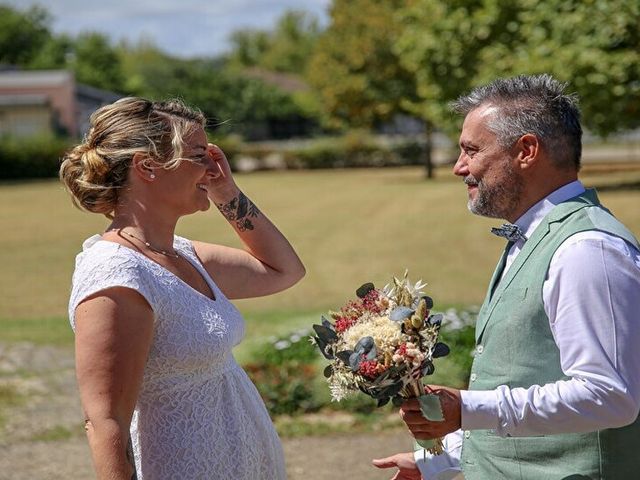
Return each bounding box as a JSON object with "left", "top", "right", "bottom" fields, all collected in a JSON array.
[
  {"left": 216, "top": 192, "right": 261, "bottom": 232},
  {"left": 126, "top": 435, "right": 137, "bottom": 480}
]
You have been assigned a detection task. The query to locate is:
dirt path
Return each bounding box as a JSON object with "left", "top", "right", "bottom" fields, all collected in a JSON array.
[
  {"left": 0, "top": 342, "right": 413, "bottom": 479},
  {"left": 1, "top": 431, "right": 412, "bottom": 480}
]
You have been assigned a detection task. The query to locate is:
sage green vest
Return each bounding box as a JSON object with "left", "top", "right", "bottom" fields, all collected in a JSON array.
[{"left": 461, "top": 189, "right": 640, "bottom": 480}]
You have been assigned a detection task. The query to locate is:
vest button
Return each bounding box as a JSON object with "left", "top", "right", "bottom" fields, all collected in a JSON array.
[
  {"left": 464, "top": 430, "right": 471, "bottom": 439},
  {"left": 476, "top": 345, "right": 484, "bottom": 354},
  {"left": 470, "top": 373, "right": 477, "bottom": 382}
]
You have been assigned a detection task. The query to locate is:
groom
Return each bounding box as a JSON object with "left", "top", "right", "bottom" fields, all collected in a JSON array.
[{"left": 374, "top": 74, "right": 640, "bottom": 479}]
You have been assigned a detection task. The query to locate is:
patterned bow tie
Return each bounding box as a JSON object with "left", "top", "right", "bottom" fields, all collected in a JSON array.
[{"left": 491, "top": 223, "right": 528, "bottom": 242}]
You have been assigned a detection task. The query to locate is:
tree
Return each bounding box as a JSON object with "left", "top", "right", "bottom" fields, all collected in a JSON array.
[
  {"left": 67, "top": 33, "right": 126, "bottom": 92},
  {"left": 120, "top": 48, "right": 306, "bottom": 139},
  {"left": 227, "top": 10, "right": 321, "bottom": 74},
  {"left": 478, "top": 0, "right": 640, "bottom": 136},
  {"left": 28, "top": 34, "right": 76, "bottom": 70},
  {"left": 396, "top": 0, "right": 522, "bottom": 137},
  {"left": 261, "top": 11, "right": 322, "bottom": 73},
  {"left": 228, "top": 29, "right": 271, "bottom": 69},
  {"left": 0, "top": 5, "right": 126, "bottom": 93},
  {"left": 307, "top": 0, "right": 436, "bottom": 176},
  {"left": 396, "top": 0, "right": 640, "bottom": 141},
  {"left": 0, "top": 5, "right": 52, "bottom": 66}
]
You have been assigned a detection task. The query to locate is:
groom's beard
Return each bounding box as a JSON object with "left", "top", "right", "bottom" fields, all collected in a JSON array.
[{"left": 465, "top": 163, "right": 523, "bottom": 220}]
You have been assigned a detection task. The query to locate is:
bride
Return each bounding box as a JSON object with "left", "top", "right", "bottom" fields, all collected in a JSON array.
[{"left": 60, "top": 97, "right": 305, "bottom": 479}]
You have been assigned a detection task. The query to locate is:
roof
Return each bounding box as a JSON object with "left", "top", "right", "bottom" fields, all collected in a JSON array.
[
  {"left": 0, "top": 70, "right": 74, "bottom": 88},
  {"left": 76, "top": 83, "right": 123, "bottom": 104}
]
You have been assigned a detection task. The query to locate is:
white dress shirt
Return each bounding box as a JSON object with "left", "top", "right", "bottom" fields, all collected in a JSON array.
[{"left": 416, "top": 180, "right": 640, "bottom": 478}]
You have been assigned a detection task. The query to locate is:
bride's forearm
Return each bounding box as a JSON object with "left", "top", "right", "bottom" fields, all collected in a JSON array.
[
  {"left": 85, "top": 418, "right": 137, "bottom": 480},
  {"left": 213, "top": 187, "right": 305, "bottom": 284}
]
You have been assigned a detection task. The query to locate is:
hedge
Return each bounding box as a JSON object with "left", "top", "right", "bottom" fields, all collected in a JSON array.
[
  {"left": 0, "top": 136, "right": 71, "bottom": 180},
  {"left": 0, "top": 132, "right": 427, "bottom": 179}
]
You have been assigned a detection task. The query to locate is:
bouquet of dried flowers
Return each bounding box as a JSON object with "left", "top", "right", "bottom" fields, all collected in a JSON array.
[{"left": 311, "top": 272, "right": 450, "bottom": 454}]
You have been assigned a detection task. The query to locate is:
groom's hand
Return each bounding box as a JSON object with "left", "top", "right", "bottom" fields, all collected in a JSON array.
[
  {"left": 372, "top": 452, "right": 422, "bottom": 480},
  {"left": 400, "top": 385, "right": 462, "bottom": 440}
]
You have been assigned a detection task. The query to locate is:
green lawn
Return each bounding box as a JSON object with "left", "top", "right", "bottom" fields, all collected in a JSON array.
[
  {"left": 1, "top": 165, "right": 639, "bottom": 435},
  {"left": 1, "top": 165, "right": 639, "bottom": 327}
]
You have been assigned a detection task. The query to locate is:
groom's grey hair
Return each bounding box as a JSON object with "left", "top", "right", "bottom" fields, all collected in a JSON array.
[{"left": 451, "top": 74, "right": 582, "bottom": 170}]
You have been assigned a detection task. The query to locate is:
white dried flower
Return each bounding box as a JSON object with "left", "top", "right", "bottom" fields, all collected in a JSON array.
[
  {"left": 338, "top": 315, "right": 407, "bottom": 354},
  {"left": 327, "top": 370, "right": 356, "bottom": 402}
]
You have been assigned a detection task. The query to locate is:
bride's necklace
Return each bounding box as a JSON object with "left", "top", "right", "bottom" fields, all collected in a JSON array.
[{"left": 119, "top": 229, "right": 180, "bottom": 259}]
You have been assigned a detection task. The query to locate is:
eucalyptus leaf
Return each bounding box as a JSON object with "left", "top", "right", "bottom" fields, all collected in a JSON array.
[
  {"left": 321, "top": 315, "right": 334, "bottom": 329},
  {"left": 356, "top": 282, "right": 375, "bottom": 298},
  {"left": 432, "top": 342, "right": 450, "bottom": 358},
  {"left": 365, "top": 345, "right": 377, "bottom": 361},
  {"left": 313, "top": 336, "right": 334, "bottom": 360},
  {"left": 323, "top": 365, "right": 333, "bottom": 378},
  {"left": 377, "top": 397, "right": 390, "bottom": 408},
  {"left": 421, "top": 360, "right": 435, "bottom": 376},
  {"left": 312, "top": 324, "right": 338, "bottom": 343},
  {"left": 426, "top": 313, "right": 443, "bottom": 327},
  {"left": 354, "top": 336, "right": 375, "bottom": 353},
  {"left": 349, "top": 351, "right": 363, "bottom": 371},
  {"left": 418, "top": 394, "right": 445, "bottom": 422},
  {"left": 336, "top": 350, "right": 353, "bottom": 365},
  {"left": 422, "top": 296, "right": 434, "bottom": 309},
  {"left": 390, "top": 306, "right": 415, "bottom": 322}
]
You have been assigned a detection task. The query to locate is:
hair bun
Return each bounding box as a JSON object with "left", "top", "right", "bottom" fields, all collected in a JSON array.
[{"left": 59, "top": 143, "right": 118, "bottom": 217}]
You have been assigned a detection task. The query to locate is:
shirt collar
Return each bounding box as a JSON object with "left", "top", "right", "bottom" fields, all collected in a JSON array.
[{"left": 513, "top": 180, "right": 585, "bottom": 240}]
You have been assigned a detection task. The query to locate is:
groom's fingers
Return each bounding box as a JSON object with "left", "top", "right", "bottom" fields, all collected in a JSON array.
[
  {"left": 401, "top": 398, "right": 421, "bottom": 411},
  {"left": 400, "top": 411, "right": 447, "bottom": 439},
  {"left": 372, "top": 454, "right": 421, "bottom": 480},
  {"left": 372, "top": 456, "right": 398, "bottom": 469}
]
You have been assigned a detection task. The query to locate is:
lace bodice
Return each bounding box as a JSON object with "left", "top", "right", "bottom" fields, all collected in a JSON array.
[{"left": 69, "top": 235, "right": 286, "bottom": 479}]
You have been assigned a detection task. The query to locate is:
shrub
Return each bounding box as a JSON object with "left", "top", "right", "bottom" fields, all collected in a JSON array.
[
  {"left": 0, "top": 135, "right": 71, "bottom": 179},
  {"left": 287, "top": 134, "right": 425, "bottom": 169},
  {"left": 225, "top": 132, "right": 427, "bottom": 171},
  {"left": 243, "top": 328, "right": 324, "bottom": 415}
]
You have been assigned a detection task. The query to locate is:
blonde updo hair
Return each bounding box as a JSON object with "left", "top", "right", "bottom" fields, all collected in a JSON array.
[{"left": 60, "top": 97, "right": 206, "bottom": 218}]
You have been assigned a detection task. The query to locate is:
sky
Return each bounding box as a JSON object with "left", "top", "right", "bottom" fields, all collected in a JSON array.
[{"left": 6, "top": 0, "right": 331, "bottom": 58}]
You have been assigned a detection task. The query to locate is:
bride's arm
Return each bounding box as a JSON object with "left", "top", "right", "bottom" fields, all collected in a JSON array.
[
  {"left": 74, "top": 288, "right": 154, "bottom": 479},
  {"left": 193, "top": 145, "right": 305, "bottom": 299}
]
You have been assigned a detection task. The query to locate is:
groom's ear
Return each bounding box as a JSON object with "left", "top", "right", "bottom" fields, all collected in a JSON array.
[{"left": 515, "top": 134, "right": 540, "bottom": 170}]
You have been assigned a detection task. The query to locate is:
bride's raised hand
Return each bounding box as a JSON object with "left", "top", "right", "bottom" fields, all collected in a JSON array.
[{"left": 204, "top": 144, "right": 238, "bottom": 201}]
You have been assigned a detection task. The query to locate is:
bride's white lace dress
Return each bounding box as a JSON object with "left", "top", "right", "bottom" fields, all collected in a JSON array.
[{"left": 69, "top": 235, "right": 286, "bottom": 479}]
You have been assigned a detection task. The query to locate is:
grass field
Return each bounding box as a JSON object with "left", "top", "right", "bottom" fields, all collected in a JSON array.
[{"left": 1, "top": 165, "right": 639, "bottom": 349}]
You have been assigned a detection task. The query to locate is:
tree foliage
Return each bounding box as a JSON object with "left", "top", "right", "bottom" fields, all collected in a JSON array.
[
  {"left": 478, "top": 0, "right": 640, "bottom": 136},
  {"left": 396, "top": 0, "right": 640, "bottom": 137},
  {"left": 0, "top": 5, "right": 125, "bottom": 92},
  {"left": 66, "top": 33, "right": 126, "bottom": 92},
  {"left": 307, "top": 0, "right": 418, "bottom": 130},
  {"left": 228, "top": 10, "right": 321, "bottom": 74},
  {"left": 119, "top": 45, "right": 305, "bottom": 137},
  {"left": 0, "top": 5, "right": 52, "bottom": 66}
]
